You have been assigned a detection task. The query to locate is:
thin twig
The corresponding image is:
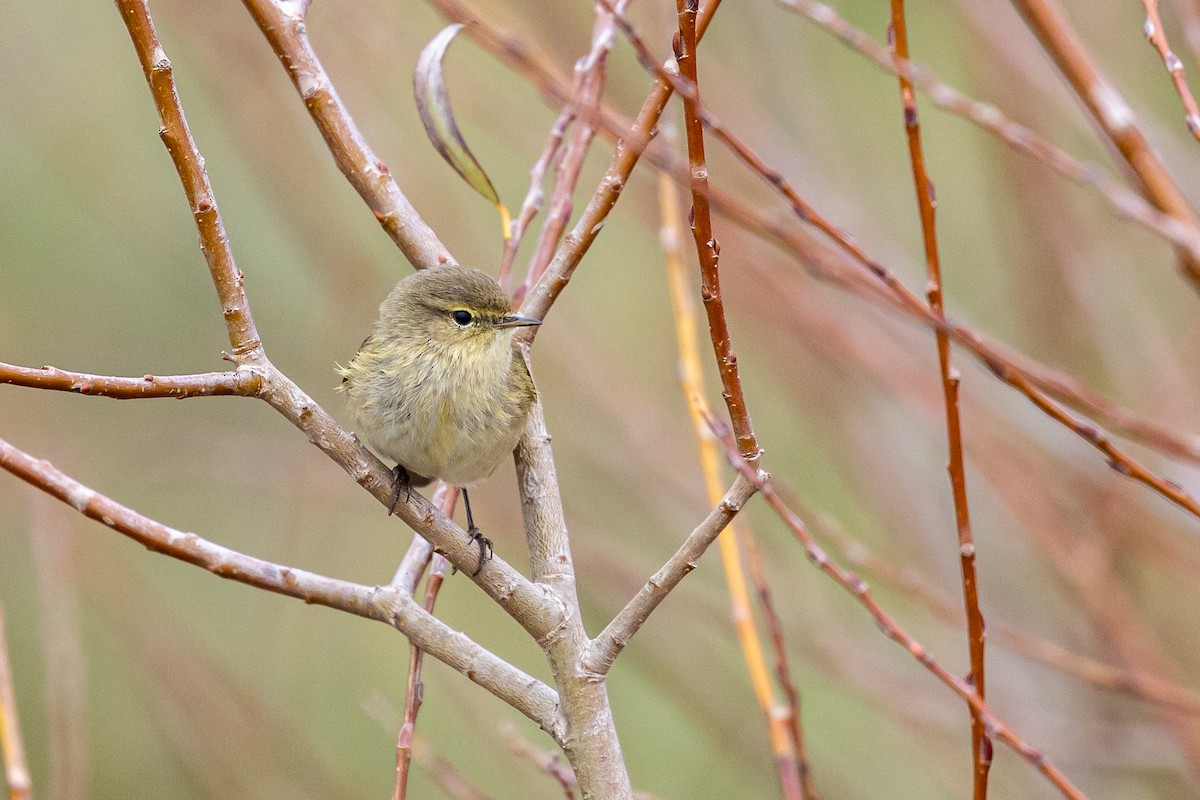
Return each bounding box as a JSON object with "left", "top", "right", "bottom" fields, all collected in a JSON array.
[
  {"left": 240, "top": 0, "right": 455, "bottom": 270},
  {"left": 1009, "top": 0, "right": 1200, "bottom": 290},
  {"left": 800, "top": 495, "right": 1200, "bottom": 717},
  {"left": 395, "top": 486, "right": 457, "bottom": 800},
  {"left": 1141, "top": 0, "right": 1200, "bottom": 140},
  {"left": 0, "top": 606, "right": 32, "bottom": 800},
  {"left": 606, "top": 5, "right": 1200, "bottom": 522},
  {"left": 0, "top": 436, "right": 562, "bottom": 735},
  {"left": 712, "top": 429, "right": 1088, "bottom": 800},
  {"left": 115, "top": 0, "right": 261, "bottom": 355},
  {"left": 674, "top": 0, "right": 757, "bottom": 464},
  {"left": 657, "top": 164, "right": 807, "bottom": 798},
  {"left": 776, "top": 0, "right": 1200, "bottom": 266},
  {"left": 499, "top": 108, "right": 571, "bottom": 293},
  {"left": 0, "top": 362, "right": 262, "bottom": 399},
  {"left": 889, "top": 3, "right": 989, "bottom": 795},
  {"left": 391, "top": 533, "right": 435, "bottom": 595},
  {"left": 585, "top": 474, "right": 758, "bottom": 675},
  {"left": 519, "top": 0, "right": 625, "bottom": 301},
  {"left": 739, "top": 526, "right": 817, "bottom": 798},
  {"left": 516, "top": 0, "right": 723, "bottom": 327}
]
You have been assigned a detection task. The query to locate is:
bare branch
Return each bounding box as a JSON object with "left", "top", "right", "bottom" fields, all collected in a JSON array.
[
  {"left": 114, "top": 0, "right": 261, "bottom": 355},
  {"left": 0, "top": 436, "right": 562, "bottom": 735},
  {"left": 777, "top": 0, "right": 1200, "bottom": 265},
  {"left": 715, "top": 431, "right": 1087, "bottom": 800},
  {"left": 0, "top": 362, "right": 261, "bottom": 399},
  {"left": 585, "top": 474, "right": 757, "bottom": 676},
  {"left": 673, "top": 0, "right": 758, "bottom": 466},
  {"left": 241, "top": 0, "right": 455, "bottom": 269},
  {"left": 1010, "top": 0, "right": 1200, "bottom": 290},
  {"left": 889, "top": 2, "right": 989, "bottom": 793},
  {"left": 395, "top": 487, "right": 457, "bottom": 800},
  {"left": 519, "top": 0, "right": 624, "bottom": 299},
  {"left": 1141, "top": 0, "right": 1200, "bottom": 136},
  {"left": 516, "top": 0, "right": 723, "bottom": 326}
]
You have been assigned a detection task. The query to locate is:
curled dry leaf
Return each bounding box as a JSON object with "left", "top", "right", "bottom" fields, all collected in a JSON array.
[{"left": 414, "top": 23, "right": 511, "bottom": 239}]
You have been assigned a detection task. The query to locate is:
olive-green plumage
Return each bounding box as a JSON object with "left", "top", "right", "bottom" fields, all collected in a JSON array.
[{"left": 338, "top": 265, "right": 539, "bottom": 487}]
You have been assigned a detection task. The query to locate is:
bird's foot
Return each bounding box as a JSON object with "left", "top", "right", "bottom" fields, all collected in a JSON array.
[
  {"left": 452, "top": 527, "right": 493, "bottom": 577},
  {"left": 388, "top": 465, "right": 413, "bottom": 516}
]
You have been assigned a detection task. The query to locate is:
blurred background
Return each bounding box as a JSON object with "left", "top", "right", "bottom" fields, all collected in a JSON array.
[{"left": 3, "top": 0, "right": 1200, "bottom": 797}]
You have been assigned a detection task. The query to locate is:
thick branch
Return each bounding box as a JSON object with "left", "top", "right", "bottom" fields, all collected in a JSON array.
[
  {"left": 585, "top": 474, "right": 757, "bottom": 675},
  {"left": 0, "top": 436, "right": 561, "bottom": 735},
  {"left": 253, "top": 364, "right": 566, "bottom": 640},
  {"left": 241, "top": 0, "right": 454, "bottom": 270},
  {"left": 513, "top": 381, "right": 632, "bottom": 800}
]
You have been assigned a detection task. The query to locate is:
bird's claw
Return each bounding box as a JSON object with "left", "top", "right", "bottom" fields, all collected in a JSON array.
[
  {"left": 452, "top": 527, "right": 493, "bottom": 576},
  {"left": 388, "top": 465, "right": 413, "bottom": 516}
]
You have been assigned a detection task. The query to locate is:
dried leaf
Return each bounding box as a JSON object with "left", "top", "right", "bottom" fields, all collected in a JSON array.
[{"left": 414, "top": 24, "right": 511, "bottom": 239}]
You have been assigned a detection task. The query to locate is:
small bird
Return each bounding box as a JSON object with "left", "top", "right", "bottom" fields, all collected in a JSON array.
[{"left": 338, "top": 265, "right": 541, "bottom": 575}]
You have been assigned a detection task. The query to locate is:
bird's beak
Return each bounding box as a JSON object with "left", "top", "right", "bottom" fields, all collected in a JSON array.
[{"left": 496, "top": 314, "right": 543, "bottom": 328}]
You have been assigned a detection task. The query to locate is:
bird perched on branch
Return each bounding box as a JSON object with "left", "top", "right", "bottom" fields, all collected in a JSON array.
[{"left": 338, "top": 265, "right": 541, "bottom": 575}]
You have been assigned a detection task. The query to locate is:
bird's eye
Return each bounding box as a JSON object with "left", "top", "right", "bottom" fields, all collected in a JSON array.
[{"left": 452, "top": 310, "right": 474, "bottom": 326}]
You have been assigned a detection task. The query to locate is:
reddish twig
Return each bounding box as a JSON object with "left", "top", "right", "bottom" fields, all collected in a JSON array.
[
  {"left": 241, "top": 0, "right": 455, "bottom": 270},
  {"left": 395, "top": 486, "right": 457, "bottom": 800},
  {"left": 0, "top": 606, "right": 32, "bottom": 800},
  {"left": 1009, "top": 0, "right": 1200, "bottom": 290},
  {"left": 606, "top": 5, "right": 1200, "bottom": 522},
  {"left": 674, "top": 0, "right": 757, "bottom": 464},
  {"left": 779, "top": 0, "right": 1200, "bottom": 263},
  {"left": 1142, "top": 0, "right": 1200, "bottom": 140},
  {"left": 801, "top": 495, "right": 1200, "bottom": 717},
  {"left": 991, "top": 364, "right": 1200, "bottom": 518},
  {"left": 115, "top": 0, "right": 261, "bottom": 355},
  {"left": 656, "top": 163, "right": 805, "bottom": 797},
  {"left": 0, "top": 362, "right": 261, "bottom": 399},
  {"left": 740, "top": 525, "right": 817, "bottom": 799},
  {"left": 712, "top": 429, "right": 1087, "bottom": 800},
  {"left": 519, "top": 0, "right": 625, "bottom": 302},
  {"left": 889, "top": 3, "right": 989, "bottom": 795},
  {"left": 499, "top": 109, "right": 571, "bottom": 293},
  {"left": 516, "top": 0, "right": 722, "bottom": 326}
]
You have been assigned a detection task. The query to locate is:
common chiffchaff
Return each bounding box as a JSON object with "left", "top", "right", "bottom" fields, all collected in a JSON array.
[{"left": 338, "top": 265, "right": 541, "bottom": 574}]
